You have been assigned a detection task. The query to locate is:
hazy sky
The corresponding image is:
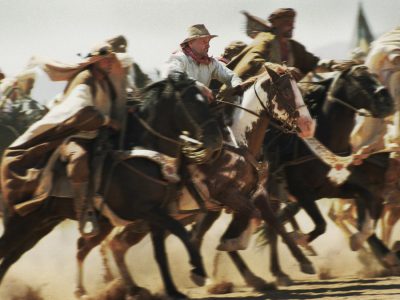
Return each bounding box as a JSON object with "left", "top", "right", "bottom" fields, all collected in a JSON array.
[{"left": 0, "top": 0, "right": 398, "bottom": 77}]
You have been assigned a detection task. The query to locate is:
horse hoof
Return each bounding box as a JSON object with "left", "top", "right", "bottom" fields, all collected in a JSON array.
[
  {"left": 382, "top": 252, "right": 400, "bottom": 268},
  {"left": 127, "top": 287, "right": 152, "bottom": 300},
  {"left": 74, "top": 287, "right": 88, "bottom": 299},
  {"left": 300, "top": 262, "right": 316, "bottom": 274},
  {"left": 190, "top": 269, "right": 206, "bottom": 286},
  {"left": 207, "top": 281, "right": 234, "bottom": 294},
  {"left": 275, "top": 274, "right": 292, "bottom": 287},
  {"left": 243, "top": 270, "right": 276, "bottom": 291},
  {"left": 350, "top": 233, "right": 364, "bottom": 251}
]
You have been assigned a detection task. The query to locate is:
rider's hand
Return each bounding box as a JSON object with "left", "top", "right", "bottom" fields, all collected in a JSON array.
[
  {"left": 201, "top": 85, "right": 214, "bottom": 103},
  {"left": 196, "top": 82, "right": 214, "bottom": 103},
  {"left": 287, "top": 67, "right": 304, "bottom": 82},
  {"left": 104, "top": 116, "right": 121, "bottom": 131}
]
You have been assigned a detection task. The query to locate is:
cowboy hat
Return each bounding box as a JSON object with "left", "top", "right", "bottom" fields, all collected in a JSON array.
[{"left": 180, "top": 24, "right": 217, "bottom": 45}]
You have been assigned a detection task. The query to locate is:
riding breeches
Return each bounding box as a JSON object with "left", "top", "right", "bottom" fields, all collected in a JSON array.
[
  {"left": 59, "top": 138, "right": 93, "bottom": 184},
  {"left": 387, "top": 70, "right": 400, "bottom": 158}
]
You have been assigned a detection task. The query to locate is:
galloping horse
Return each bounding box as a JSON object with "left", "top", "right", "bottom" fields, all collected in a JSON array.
[
  {"left": 264, "top": 64, "right": 395, "bottom": 268},
  {"left": 96, "top": 64, "right": 316, "bottom": 295},
  {"left": 0, "top": 72, "right": 223, "bottom": 299},
  {"left": 330, "top": 27, "right": 400, "bottom": 252}
]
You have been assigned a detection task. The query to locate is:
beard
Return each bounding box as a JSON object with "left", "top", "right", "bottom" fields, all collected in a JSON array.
[{"left": 193, "top": 49, "right": 208, "bottom": 58}]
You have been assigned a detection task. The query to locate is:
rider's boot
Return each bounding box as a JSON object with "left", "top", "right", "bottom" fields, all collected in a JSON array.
[{"left": 72, "top": 181, "right": 100, "bottom": 238}]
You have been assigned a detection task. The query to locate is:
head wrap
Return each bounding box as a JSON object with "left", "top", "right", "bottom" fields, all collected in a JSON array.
[{"left": 268, "top": 8, "right": 296, "bottom": 24}]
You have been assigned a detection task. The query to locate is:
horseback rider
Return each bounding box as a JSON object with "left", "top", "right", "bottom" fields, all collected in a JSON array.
[
  {"left": 163, "top": 24, "right": 243, "bottom": 102},
  {"left": 217, "top": 40, "right": 248, "bottom": 65},
  {"left": 162, "top": 24, "right": 261, "bottom": 241},
  {"left": 1, "top": 39, "right": 128, "bottom": 238},
  {"left": 229, "top": 8, "right": 344, "bottom": 81},
  {"left": 362, "top": 27, "right": 400, "bottom": 203},
  {"left": 0, "top": 69, "right": 48, "bottom": 133}
]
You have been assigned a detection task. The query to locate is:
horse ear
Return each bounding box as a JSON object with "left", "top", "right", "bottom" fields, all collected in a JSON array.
[{"left": 265, "top": 65, "right": 281, "bottom": 83}]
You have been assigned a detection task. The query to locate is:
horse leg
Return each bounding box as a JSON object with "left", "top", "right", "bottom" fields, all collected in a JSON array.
[
  {"left": 216, "top": 190, "right": 257, "bottom": 252},
  {"left": 190, "top": 211, "right": 221, "bottom": 249},
  {"left": 227, "top": 251, "right": 276, "bottom": 292},
  {"left": 301, "top": 200, "right": 327, "bottom": 243},
  {"left": 328, "top": 200, "right": 355, "bottom": 239},
  {"left": 381, "top": 204, "right": 391, "bottom": 245},
  {"left": 350, "top": 196, "right": 376, "bottom": 251},
  {"left": 278, "top": 201, "right": 301, "bottom": 225},
  {"left": 268, "top": 225, "right": 292, "bottom": 286},
  {"left": 382, "top": 204, "right": 400, "bottom": 247},
  {"left": 367, "top": 234, "right": 400, "bottom": 268},
  {"left": 288, "top": 215, "right": 318, "bottom": 256},
  {"left": 254, "top": 195, "right": 315, "bottom": 274},
  {"left": 108, "top": 224, "right": 152, "bottom": 299},
  {"left": 0, "top": 214, "right": 62, "bottom": 284},
  {"left": 75, "top": 220, "right": 113, "bottom": 298},
  {"left": 350, "top": 194, "right": 399, "bottom": 267},
  {"left": 148, "top": 210, "right": 208, "bottom": 286},
  {"left": 150, "top": 225, "right": 188, "bottom": 299},
  {"left": 99, "top": 239, "right": 114, "bottom": 283}
]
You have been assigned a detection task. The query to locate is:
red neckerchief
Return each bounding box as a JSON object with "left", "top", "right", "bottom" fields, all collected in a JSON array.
[
  {"left": 217, "top": 56, "right": 230, "bottom": 65},
  {"left": 181, "top": 45, "right": 212, "bottom": 65}
]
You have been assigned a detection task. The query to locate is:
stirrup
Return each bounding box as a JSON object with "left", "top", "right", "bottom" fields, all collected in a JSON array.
[{"left": 79, "top": 210, "right": 100, "bottom": 238}]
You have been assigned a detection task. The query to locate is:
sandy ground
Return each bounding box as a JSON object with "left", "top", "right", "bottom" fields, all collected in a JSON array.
[{"left": 0, "top": 199, "right": 399, "bottom": 300}]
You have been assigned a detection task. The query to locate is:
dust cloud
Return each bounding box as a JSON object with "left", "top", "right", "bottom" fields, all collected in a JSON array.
[{"left": 0, "top": 198, "right": 398, "bottom": 299}]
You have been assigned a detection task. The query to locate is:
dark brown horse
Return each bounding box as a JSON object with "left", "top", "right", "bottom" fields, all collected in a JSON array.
[
  {"left": 94, "top": 65, "right": 317, "bottom": 295},
  {"left": 264, "top": 65, "right": 396, "bottom": 270},
  {"left": 0, "top": 72, "right": 223, "bottom": 299}
]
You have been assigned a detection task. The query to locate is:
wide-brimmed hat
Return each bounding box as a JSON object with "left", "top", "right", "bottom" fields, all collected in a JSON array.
[
  {"left": 180, "top": 24, "right": 217, "bottom": 45},
  {"left": 28, "top": 41, "right": 122, "bottom": 82}
]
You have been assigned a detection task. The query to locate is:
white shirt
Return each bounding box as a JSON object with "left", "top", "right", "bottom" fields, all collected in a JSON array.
[{"left": 162, "top": 51, "right": 241, "bottom": 88}]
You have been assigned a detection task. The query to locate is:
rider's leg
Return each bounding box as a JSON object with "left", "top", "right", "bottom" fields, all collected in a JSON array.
[
  {"left": 60, "top": 138, "right": 99, "bottom": 238},
  {"left": 383, "top": 72, "right": 400, "bottom": 203}
]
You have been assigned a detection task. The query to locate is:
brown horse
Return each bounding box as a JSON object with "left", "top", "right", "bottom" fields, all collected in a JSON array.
[
  {"left": 93, "top": 65, "right": 316, "bottom": 295},
  {"left": 0, "top": 72, "right": 223, "bottom": 300}
]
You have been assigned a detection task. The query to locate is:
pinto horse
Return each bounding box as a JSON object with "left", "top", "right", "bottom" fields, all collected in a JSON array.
[
  {"left": 0, "top": 72, "right": 223, "bottom": 299},
  {"left": 96, "top": 64, "right": 316, "bottom": 295},
  {"left": 264, "top": 64, "right": 396, "bottom": 269}
]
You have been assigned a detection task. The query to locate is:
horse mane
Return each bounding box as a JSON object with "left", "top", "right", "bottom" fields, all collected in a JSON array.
[
  {"left": 299, "top": 74, "right": 334, "bottom": 118},
  {"left": 136, "top": 71, "right": 196, "bottom": 117}
]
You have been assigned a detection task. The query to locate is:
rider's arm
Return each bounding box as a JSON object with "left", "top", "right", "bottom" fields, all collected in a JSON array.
[{"left": 212, "top": 59, "right": 242, "bottom": 88}]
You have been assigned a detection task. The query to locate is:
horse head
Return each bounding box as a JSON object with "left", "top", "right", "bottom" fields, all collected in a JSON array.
[
  {"left": 328, "top": 64, "right": 394, "bottom": 118},
  {"left": 264, "top": 64, "right": 315, "bottom": 138},
  {"left": 134, "top": 71, "right": 223, "bottom": 163}
]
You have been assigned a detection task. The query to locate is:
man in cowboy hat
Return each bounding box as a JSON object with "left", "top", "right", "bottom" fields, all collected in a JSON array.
[
  {"left": 229, "top": 8, "right": 337, "bottom": 81},
  {"left": 163, "top": 24, "right": 242, "bottom": 102},
  {"left": 1, "top": 39, "right": 127, "bottom": 238}
]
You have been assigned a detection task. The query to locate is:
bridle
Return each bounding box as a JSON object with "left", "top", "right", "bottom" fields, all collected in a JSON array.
[
  {"left": 134, "top": 82, "right": 221, "bottom": 163},
  {"left": 217, "top": 73, "right": 305, "bottom": 134},
  {"left": 325, "top": 67, "right": 377, "bottom": 117}
]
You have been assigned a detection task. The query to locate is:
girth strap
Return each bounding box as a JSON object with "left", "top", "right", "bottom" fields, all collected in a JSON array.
[{"left": 113, "top": 147, "right": 180, "bottom": 183}]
